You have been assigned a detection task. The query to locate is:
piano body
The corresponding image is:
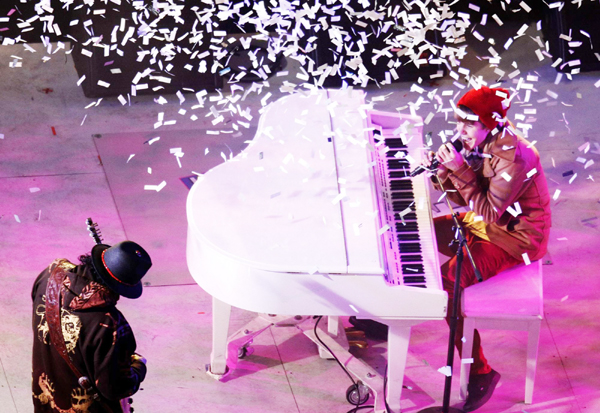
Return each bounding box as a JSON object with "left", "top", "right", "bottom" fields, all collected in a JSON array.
[{"left": 186, "top": 89, "right": 447, "bottom": 412}]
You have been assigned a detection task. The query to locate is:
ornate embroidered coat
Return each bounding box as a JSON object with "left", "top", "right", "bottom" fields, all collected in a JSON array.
[{"left": 32, "top": 259, "right": 146, "bottom": 412}]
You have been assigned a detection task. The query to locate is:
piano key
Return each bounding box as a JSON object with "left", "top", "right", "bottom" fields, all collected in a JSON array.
[
  {"left": 400, "top": 254, "right": 423, "bottom": 262},
  {"left": 388, "top": 159, "right": 410, "bottom": 169},
  {"left": 391, "top": 192, "right": 415, "bottom": 200},
  {"left": 392, "top": 201, "right": 415, "bottom": 211},
  {"left": 384, "top": 138, "right": 408, "bottom": 148},
  {"left": 395, "top": 223, "right": 419, "bottom": 233},
  {"left": 390, "top": 180, "right": 413, "bottom": 190},
  {"left": 387, "top": 150, "right": 408, "bottom": 158},
  {"left": 399, "top": 243, "right": 422, "bottom": 253},
  {"left": 397, "top": 233, "right": 420, "bottom": 241},
  {"left": 402, "top": 263, "right": 425, "bottom": 274},
  {"left": 403, "top": 276, "right": 427, "bottom": 283},
  {"left": 388, "top": 170, "right": 411, "bottom": 178},
  {"left": 395, "top": 212, "right": 417, "bottom": 221}
]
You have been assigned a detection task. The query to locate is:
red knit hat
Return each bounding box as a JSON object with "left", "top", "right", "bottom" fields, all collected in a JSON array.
[{"left": 457, "top": 86, "right": 511, "bottom": 131}]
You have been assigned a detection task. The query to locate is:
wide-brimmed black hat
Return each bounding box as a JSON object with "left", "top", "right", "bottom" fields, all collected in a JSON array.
[{"left": 91, "top": 241, "right": 152, "bottom": 299}]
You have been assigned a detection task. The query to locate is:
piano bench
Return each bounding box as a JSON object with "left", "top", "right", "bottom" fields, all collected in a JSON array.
[{"left": 459, "top": 260, "right": 543, "bottom": 405}]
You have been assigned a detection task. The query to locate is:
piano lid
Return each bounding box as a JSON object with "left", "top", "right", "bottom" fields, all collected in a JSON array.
[{"left": 187, "top": 90, "right": 383, "bottom": 275}]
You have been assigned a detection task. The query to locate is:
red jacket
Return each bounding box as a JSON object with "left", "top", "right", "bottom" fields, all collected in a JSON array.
[{"left": 435, "top": 128, "right": 552, "bottom": 261}]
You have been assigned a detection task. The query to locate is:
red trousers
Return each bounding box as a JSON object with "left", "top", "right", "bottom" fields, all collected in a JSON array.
[{"left": 434, "top": 214, "right": 522, "bottom": 376}]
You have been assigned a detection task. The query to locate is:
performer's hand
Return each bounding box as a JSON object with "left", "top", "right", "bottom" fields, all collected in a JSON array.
[
  {"left": 421, "top": 150, "right": 436, "bottom": 168},
  {"left": 436, "top": 142, "right": 464, "bottom": 172}
]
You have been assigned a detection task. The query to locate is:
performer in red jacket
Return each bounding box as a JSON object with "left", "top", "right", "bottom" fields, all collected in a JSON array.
[
  {"left": 424, "top": 86, "right": 552, "bottom": 411},
  {"left": 32, "top": 241, "right": 151, "bottom": 412}
]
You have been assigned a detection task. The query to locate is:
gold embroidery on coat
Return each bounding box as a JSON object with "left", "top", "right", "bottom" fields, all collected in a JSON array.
[
  {"left": 61, "top": 310, "right": 81, "bottom": 354},
  {"left": 33, "top": 372, "right": 94, "bottom": 413}
]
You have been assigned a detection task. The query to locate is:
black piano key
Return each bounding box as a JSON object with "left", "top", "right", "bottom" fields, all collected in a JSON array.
[
  {"left": 399, "top": 242, "right": 422, "bottom": 253},
  {"left": 400, "top": 254, "right": 423, "bottom": 262},
  {"left": 404, "top": 276, "right": 426, "bottom": 283},
  {"left": 390, "top": 180, "right": 413, "bottom": 190},
  {"left": 396, "top": 225, "right": 419, "bottom": 234},
  {"left": 402, "top": 263, "right": 425, "bottom": 274},
  {"left": 389, "top": 170, "right": 411, "bottom": 178},
  {"left": 395, "top": 212, "right": 417, "bottom": 220},
  {"left": 392, "top": 201, "right": 415, "bottom": 211},
  {"left": 388, "top": 159, "right": 410, "bottom": 169},
  {"left": 384, "top": 138, "right": 407, "bottom": 148},
  {"left": 385, "top": 151, "right": 408, "bottom": 161},
  {"left": 407, "top": 284, "right": 427, "bottom": 288},
  {"left": 391, "top": 192, "right": 414, "bottom": 200},
  {"left": 395, "top": 222, "right": 419, "bottom": 232},
  {"left": 397, "top": 233, "right": 420, "bottom": 241}
]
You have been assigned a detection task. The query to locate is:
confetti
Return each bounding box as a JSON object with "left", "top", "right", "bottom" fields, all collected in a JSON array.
[
  {"left": 144, "top": 181, "right": 167, "bottom": 192},
  {"left": 29, "top": 187, "right": 40, "bottom": 193},
  {"left": 569, "top": 173, "right": 577, "bottom": 184},
  {"left": 553, "top": 189, "right": 561, "bottom": 200},
  {"left": 522, "top": 253, "right": 531, "bottom": 266},
  {"left": 378, "top": 224, "right": 390, "bottom": 235},
  {"left": 14, "top": 215, "right": 21, "bottom": 223},
  {"left": 437, "top": 366, "right": 452, "bottom": 377}
]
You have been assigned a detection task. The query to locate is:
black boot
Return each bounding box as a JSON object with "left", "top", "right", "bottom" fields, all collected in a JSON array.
[{"left": 463, "top": 369, "right": 501, "bottom": 412}]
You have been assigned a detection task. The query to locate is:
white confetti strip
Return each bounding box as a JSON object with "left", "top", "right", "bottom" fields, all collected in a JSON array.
[
  {"left": 30, "top": 187, "right": 40, "bottom": 193},
  {"left": 522, "top": 253, "right": 531, "bottom": 266},
  {"left": 127, "top": 154, "right": 135, "bottom": 163},
  {"left": 144, "top": 181, "right": 166, "bottom": 192},
  {"left": 14, "top": 215, "right": 20, "bottom": 223},
  {"left": 437, "top": 366, "right": 452, "bottom": 377},
  {"left": 569, "top": 173, "right": 577, "bottom": 184},
  {"left": 561, "top": 295, "right": 569, "bottom": 302},
  {"left": 553, "top": 189, "right": 561, "bottom": 200},
  {"left": 461, "top": 358, "right": 474, "bottom": 364},
  {"left": 378, "top": 224, "right": 390, "bottom": 235},
  {"left": 501, "top": 172, "right": 512, "bottom": 182}
]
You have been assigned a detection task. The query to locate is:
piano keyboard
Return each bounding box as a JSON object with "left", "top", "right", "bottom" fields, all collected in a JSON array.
[{"left": 368, "top": 118, "right": 441, "bottom": 289}]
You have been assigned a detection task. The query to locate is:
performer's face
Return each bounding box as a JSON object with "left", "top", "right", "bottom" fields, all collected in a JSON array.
[{"left": 456, "top": 118, "right": 489, "bottom": 151}]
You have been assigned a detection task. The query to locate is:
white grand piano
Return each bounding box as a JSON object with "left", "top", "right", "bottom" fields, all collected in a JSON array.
[{"left": 186, "top": 89, "right": 447, "bottom": 412}]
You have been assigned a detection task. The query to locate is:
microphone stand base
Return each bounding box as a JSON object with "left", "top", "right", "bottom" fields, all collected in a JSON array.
[{"left": 417, "top": 407, "right": 464, "bottom": 413}]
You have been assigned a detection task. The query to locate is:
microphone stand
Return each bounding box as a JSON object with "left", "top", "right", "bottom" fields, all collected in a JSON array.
[{"left": 417, "top": 172, "right": 482, "bottom": 413}]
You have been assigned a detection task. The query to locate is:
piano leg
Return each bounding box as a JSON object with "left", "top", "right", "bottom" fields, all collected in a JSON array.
[
  {"left": 385, "top": 320, "right": 414, "bottom": 413},
  {"left": 208, "top": 296, "right": 232, "bottom": 378}
]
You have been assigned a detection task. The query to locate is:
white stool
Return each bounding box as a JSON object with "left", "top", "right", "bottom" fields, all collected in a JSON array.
[{"left": 459, "top": 260, "right": 543, "bottom": 404}]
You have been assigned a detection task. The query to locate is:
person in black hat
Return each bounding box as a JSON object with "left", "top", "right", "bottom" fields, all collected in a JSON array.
[{"left": 31, "top": 241, "right": 151, "bottom": 412}]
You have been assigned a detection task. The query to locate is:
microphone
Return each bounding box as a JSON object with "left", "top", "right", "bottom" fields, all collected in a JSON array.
[{"left": 409, "top": 139, "right": 463, "bottom": 177}]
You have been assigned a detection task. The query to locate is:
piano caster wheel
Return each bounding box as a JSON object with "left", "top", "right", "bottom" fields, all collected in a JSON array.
[
  {"left": 346, "top": 381, "right": 370, "bottom": 406},
  {"left": 238, "top": 344, "right": 254, "bottom": 359}
]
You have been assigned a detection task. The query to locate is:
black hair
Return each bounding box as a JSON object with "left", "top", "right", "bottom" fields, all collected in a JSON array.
[{"left": 78, "top": 253, "right": 104, "bottom": 285}]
